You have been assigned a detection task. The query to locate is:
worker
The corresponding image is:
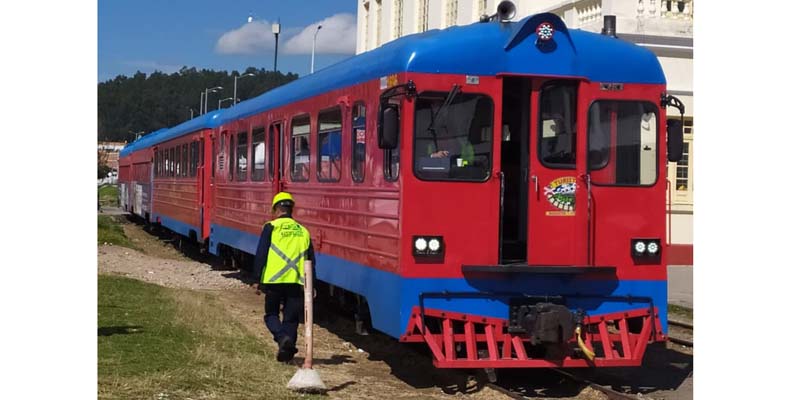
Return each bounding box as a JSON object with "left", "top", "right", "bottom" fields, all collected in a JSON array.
[{"left": 252, "top": 192, "right": 315, "bottom": 363}]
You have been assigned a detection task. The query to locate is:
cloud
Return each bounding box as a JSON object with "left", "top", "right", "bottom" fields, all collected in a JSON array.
[
  {"left": 283, "top": 13, "right": 356, "bottom": 55},
  {"left": 215, "top": 20, "right": 277, "bottom": 55}
]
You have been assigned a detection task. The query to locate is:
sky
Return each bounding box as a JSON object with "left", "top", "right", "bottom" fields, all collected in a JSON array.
[{"left": 98, "top": 0, "right": 358, "bottom": 82}]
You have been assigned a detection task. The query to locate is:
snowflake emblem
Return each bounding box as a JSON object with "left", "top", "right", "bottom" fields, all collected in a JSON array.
[{"left": 536, "top": 22, "right": 554, "bottom": 41}]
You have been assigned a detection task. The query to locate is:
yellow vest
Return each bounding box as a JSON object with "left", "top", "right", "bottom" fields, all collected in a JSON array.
[{"left": 261, "top": 217, "right": 311, "bottom": 285}]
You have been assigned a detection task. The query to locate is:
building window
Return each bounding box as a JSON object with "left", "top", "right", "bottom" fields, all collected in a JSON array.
[
  {"left": 352, "top": 102, "right": 367, "bottom": 183},
  {"left": 318, "top": 107, "right": 343, "bottom": 182},
  {"left": 393, "top": 0, "right": 404, "bottom": 39},
  {"left": 418, "top": 0, "right": 429, "bottom": 32},
  {"left": 251, "top": 127, "right": 266, "bottom": 181},
  {"left": 236, "top": 132, "right": 248, "bottom": 181},
  {"left": 669, "top": 117, "right": 693, "bottom": 205},
  {"left": 291, "top": 114, "right": 311, "bottom": 181},
  {"left": 476, "top": 0, "right": 488, "bottom": 18},
  {"left": 363, "top": 2, "right": 370, "bottom": 51},
  {"left": 446, "top": 0, "right": 458, "bottom": 27},
  {"left": 376, "top": 0, "right": 383, "bottom": 46}
]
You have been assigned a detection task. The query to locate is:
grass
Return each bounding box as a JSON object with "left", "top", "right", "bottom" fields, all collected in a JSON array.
[
  {"left": 668, "top": 303, "right": 693, "bottom": 322},
  {"left": 98, "top": 215, "right": 137, "bottom": 250},
  {"left": 99, "top": 184, "right": 119, "bottom": 207},
  {"left": 98, "top": 275, "right": 323, "bottom": 400}
]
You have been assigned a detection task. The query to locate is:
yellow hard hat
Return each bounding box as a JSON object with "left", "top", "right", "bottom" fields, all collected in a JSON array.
[{"left": 272, "top": 192, "right": 295, "bottom": 209}]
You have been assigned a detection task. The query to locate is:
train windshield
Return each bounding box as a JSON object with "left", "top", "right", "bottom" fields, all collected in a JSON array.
[
  {"left": 413, "top": 92, "right": 493, "bottom": 181},
  {"left": 588, "top": 101, "right": 659, "bottom": 186}
]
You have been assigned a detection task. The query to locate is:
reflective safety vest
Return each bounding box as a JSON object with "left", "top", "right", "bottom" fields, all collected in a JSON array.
[{"left": 261, "top": 217, "right": 311, "bottom": 285}]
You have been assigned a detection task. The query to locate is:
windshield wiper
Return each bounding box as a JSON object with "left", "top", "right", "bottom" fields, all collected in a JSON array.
[{"left": 426, "top": 84, "right": 461, "bottom": 152}]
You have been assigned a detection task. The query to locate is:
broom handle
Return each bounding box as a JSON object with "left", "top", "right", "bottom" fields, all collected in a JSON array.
[{"left": 303, "top": 260, "right": 314, "bottom": 369}]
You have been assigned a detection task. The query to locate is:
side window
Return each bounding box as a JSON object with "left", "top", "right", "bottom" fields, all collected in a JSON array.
[
  {"left": 291, "top": 115, "right": 311, "bottom": 181},
  {"left": 383, "top": 101, "right": 400, "bottom": 182},
  {"left": 169, "top": 147, "right": 176, "bottom": 177},
  {"left": 539, "top": 83, "right": 578, "bottom": 169},
  {"left": 251, "top": 127, "right": 266, "bottom": 181},
  {"left": 181, "top": 143, "right": 189, "bottom": 177},
  {"left": 317, "top": 107, "right": 342, "bottom": 182},
  {"left": 228, "top": 135, "right": 235, "bottom": 180},
  {"left": 352, "top": 102, "right": 367, "bottom": 182},
  {"left": 236, "top": 131, "right": 248, "bottom": 181},
  {"left": 190, "top": 141, "right": 198, "bottom": 177}
]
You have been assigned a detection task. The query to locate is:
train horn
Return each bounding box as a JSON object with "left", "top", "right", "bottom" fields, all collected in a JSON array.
[{"left": 496, "top": 1, "right": 517, "bottom": 22}]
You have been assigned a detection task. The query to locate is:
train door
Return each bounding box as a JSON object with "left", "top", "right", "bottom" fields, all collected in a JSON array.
[
  {"left": 499, "top": 77, "right": 531, "bottom": 264},
  {"left": 527, "top": 80, "right": 589, "bottom": 266},
  {"left": 269, "top": 121, "right": 284, "bottom": 193}
]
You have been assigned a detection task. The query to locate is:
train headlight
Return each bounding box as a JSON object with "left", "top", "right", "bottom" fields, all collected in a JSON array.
[
  {"left": 413, "top": 236, "right": 444, "bottom": 256},
  {"left": 631, "top": 238, "right": 661, "bottom": 260}
]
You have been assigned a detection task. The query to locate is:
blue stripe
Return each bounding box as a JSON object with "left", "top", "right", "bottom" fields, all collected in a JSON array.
[
  {"left": 207, "top": 223, "right": 668, "bottom": 339},
  {"left": 154, "top": 214, "right": 200, "bottom": 241}
]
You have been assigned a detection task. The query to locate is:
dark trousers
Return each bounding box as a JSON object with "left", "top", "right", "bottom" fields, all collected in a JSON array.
[{"left": 263, "top": 283, "right": 304, "bottom": 347}]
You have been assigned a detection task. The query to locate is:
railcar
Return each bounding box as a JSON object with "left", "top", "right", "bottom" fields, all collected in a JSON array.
[{"left": 119, "top": 10, "right": 686, "bottom": 369}]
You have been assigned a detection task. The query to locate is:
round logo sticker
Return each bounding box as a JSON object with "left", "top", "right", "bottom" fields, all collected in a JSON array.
[{"left": 544, "top": 177, "right": 576, "bottom": 212}]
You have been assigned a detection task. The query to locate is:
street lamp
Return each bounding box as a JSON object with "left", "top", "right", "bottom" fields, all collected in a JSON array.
[
  {"left": 203, "top": 86, "right": 223, "bottom": 114},
  {"left": 311, "top": 25, "right": 322, "bottom": 74},
  {"left": 218, "top": 97, "right": 234, "bottom": 109},
  {"left": 233, "top": 73, "right": 255, "bottom": 105},
  {"left": 272, "top": 21, "right": 281, "bottom": 72}
]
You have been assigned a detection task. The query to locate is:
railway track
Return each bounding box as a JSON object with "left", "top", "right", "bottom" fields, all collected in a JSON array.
[{"left": 667, "top": 319, "right": 693, "bottom": 347}]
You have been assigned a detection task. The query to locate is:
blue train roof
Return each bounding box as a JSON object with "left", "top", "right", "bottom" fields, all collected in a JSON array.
[
  {"left": 120, "top": 110, "right": 224, "bottom": 157},
  {"left": 123, "top": 13, "right": 664, "bottom": 155}
]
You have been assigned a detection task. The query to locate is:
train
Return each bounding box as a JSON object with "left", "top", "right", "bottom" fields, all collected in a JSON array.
[{"left": 118, "top": 8, "right": 686, "bottom": 369}]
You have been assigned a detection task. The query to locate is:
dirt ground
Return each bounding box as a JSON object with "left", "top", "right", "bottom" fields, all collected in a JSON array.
[{"left": 98, "top": 217, "right": 649, "bottom": 400}]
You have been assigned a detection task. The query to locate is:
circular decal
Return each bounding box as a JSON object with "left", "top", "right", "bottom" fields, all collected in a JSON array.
[
  {"left": 544, "top": 177, "right": 576, "bottom": 211},
  {"left": 536, "top": 22, "right": 555, "bottom": 41}
]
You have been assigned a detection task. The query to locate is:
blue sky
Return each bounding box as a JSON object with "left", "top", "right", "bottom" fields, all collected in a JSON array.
[{"left": 98, "top": 0, "right": 357, "bottom": 82}]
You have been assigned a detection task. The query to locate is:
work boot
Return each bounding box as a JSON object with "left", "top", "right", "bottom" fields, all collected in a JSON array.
[{"left": 276, "top": 336, "right": 297, "bottom": 362}]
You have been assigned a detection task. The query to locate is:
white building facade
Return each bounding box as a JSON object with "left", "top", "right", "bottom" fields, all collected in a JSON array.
[{"left": 356, "top": 0, "right": 693, "bottom": 264}]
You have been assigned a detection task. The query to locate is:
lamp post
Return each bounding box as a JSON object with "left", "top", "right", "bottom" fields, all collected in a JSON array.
[
  {"left": 272, "top": 21, "right": 281, "bottom": 72},
  {"left": 218, "top": 97, "right": 234, "bottom": 109},
  {"left": 200, "top": 92, "right": 204, "bottom": 115},
  {"left": 233, "top": 73, "right": 255, "bottom": 105},
  {"left": 203, "top": 86, "right": 223, "bottom": 114},
  {"left": 311, "top": 25, "right": 322, "bottom": 74}
]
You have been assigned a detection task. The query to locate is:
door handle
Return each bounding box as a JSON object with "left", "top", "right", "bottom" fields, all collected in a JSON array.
[{"left": 532, "top": 175, "right": 539, "bottom": 195}]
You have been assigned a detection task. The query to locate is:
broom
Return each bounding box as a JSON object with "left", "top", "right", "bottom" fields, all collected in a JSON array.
[{"left": 287, "top": 260, "right": 326, "bottom": 392}]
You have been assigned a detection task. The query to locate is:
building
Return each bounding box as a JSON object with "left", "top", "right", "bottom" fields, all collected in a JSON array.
[
  {"left": 98, "top": 141, "right": 127, "bottom": 171},
  {"left": 356, "top": 0, "right": 693, "bottom": 264}
]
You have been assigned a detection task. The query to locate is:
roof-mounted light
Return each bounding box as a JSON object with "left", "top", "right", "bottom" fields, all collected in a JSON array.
[{"left": 535, "top": 22, "right": 554, "bottom": 42}]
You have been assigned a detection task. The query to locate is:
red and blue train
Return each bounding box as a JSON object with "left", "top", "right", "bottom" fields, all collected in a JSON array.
[{"left": 119, "top": 11, "right": 685, "bottom": 369}]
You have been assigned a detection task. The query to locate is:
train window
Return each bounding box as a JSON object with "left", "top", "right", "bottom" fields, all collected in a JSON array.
[
  {"left": 236, "top": 131, "right": 248, "bottom": 181},
  {"left": 538, "top": 83, "right": 577, "bottom": 169},
  {"left": 190, "top": 142, "right": 198, "bottom": 177},
  {"left": 251, "top": 127, "right": 266, "bottom": 181},
  {"left": 317, "top": 107, "right": 342, "bottom": 182},
  {"left": 588, "top": 101, "right": 659, "bottom": 186},
  {"left": 169, "top": 147, "right": 176, "bottom": 177},
  {"left": 352, "top": 102, "right": 367, "bottom": 183},
  {"left": 291, "top": 114, "right": 311, "bottom": 181},
  {"left": 229, "top": 135, "right": 235, "bottom": 180},
  {"left": 181, "top": 144, "right": 189, "bottom": 177},
  {"left": 155, "top": 151, "right": 160, "bottom": 177},
  {"left": 413, "top": 92, "right": 493, "bottom": 181}
]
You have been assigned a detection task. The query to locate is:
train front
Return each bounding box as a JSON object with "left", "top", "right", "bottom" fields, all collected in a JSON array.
[{"left": 383, "top": 13, "right": 684, "bottom": 368}]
